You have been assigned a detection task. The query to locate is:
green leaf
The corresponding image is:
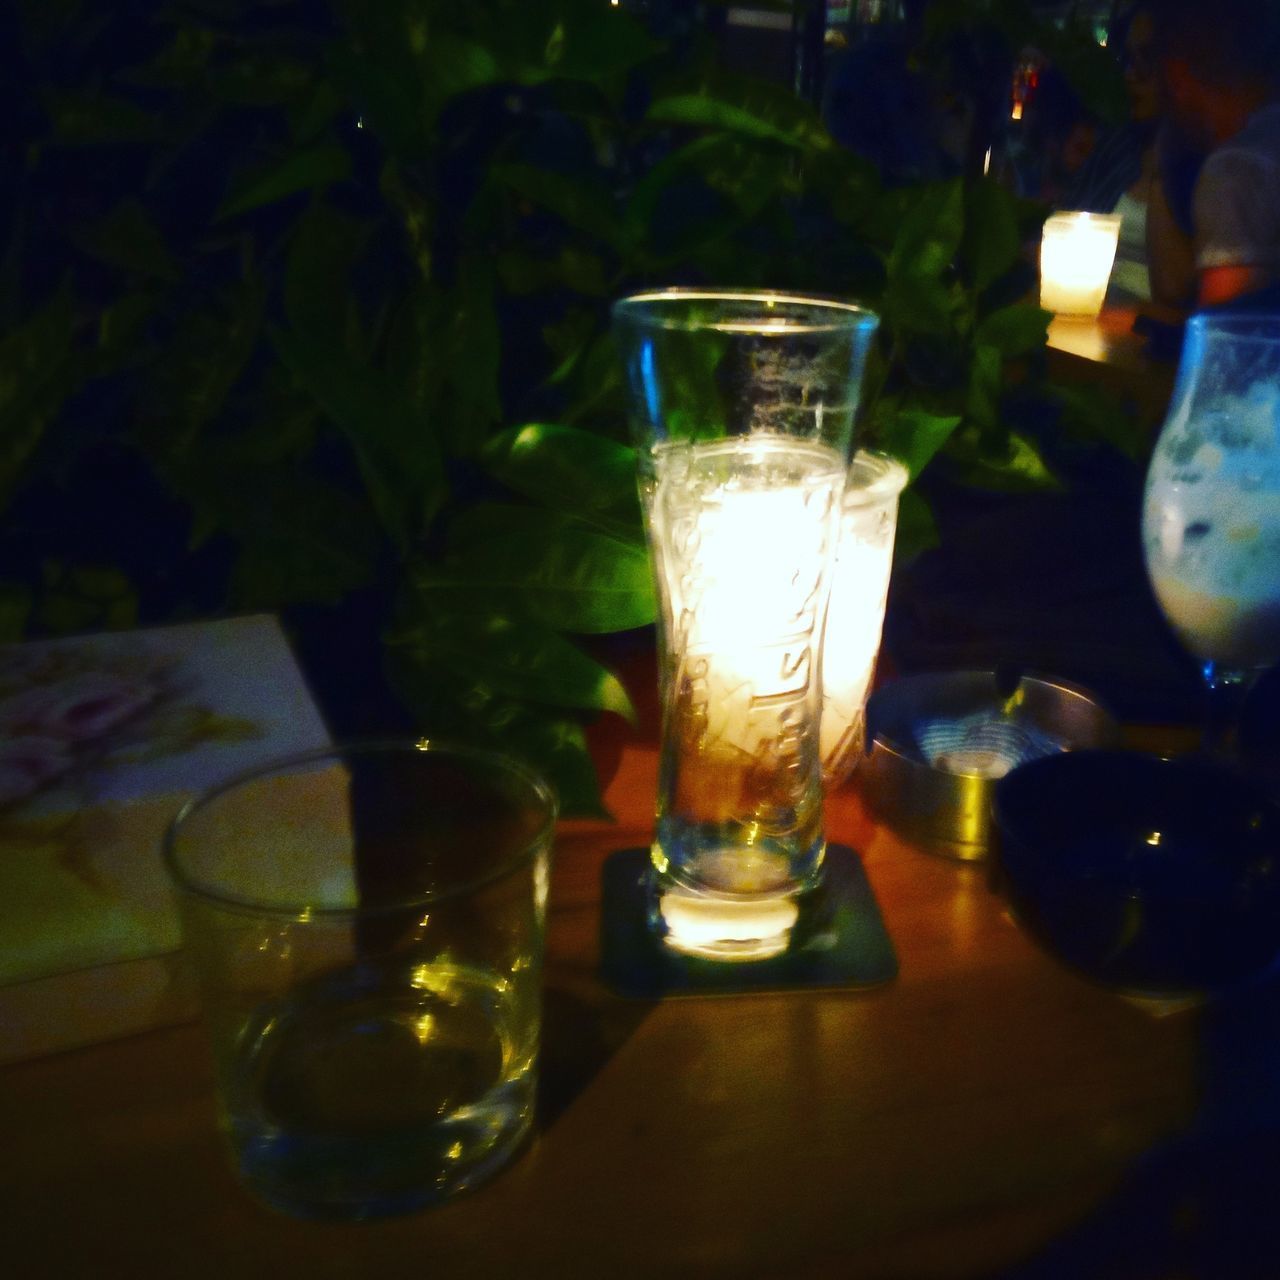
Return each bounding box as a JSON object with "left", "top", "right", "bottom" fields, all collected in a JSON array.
[
  {"left": 495, "top": 246, "right": 609, "bottom": 297},
  {"left": 421, "top": 32, "right": 502, "bottom": 109},
  {"left": 1048, "top": 380, "right": 1147, "bottom": 462},
  {"left": 806, "top": 144, "right": 883, "bottom": 235},
  {"left": 68, "top": 200, "right": 178, "bottom": 282},
  {"left": 437, "top": 512, "right": 655, "bottom": 633},
  {"left": 888, "top": 179, "right": 964, "bottom": 283},
  {"left": 623, "top": 134, "right": 722, "bottom": 240},
  {"left": 385, "top": 646, "right": 609, "bottom": 817},
  {"left": 122, "top": 25, "right": 219, "bottom": 89},
  {"left": 273, "top": 327, "right": 443, "bottom": 553},
  {"left": 965, "top": 343, "right": 1004, "bottom": 430},
  {"left": 975, "top": 304, "right": 1051, "bottom": 359},
  {"left": 207, "top": 53, "right": 314, "bottom": 108},
  {"left": 440, "top": 256, "right": 503, "bottom": 453},
  {"left": 885, "top": 180, "right": 965, "bottom": 334},
  {"left": 139, "top": 280, "right": 263, "bottom": 450},
  {"left": 217, "top": 144, "right": 351, "bottom": 220},
  {"left": 490, "top": 163, "right": 627, "bottom": 250},
  {"left": 646, "top": 70, "right": 831, "bottom": 151},
  {"left": 953, "top": 431, "right": 1062, "bottom": 493},
  {"left": 206, "top": 469, "right": 382, "bottom": 608},
  {"left": 876, "top": 407, "right": 963, "bottom": 479},
  {"left": 44, "top": 90, "right": 159, "bottom": 144},
  {"left": 625, "top": 134, "right": 793, "bottom": 245},
  {"left": 329, "top": 30, "right": 423, "bottom": 155},
  {"left": 542, "top": 307, "right": 599, "bottom": 376},
  {"left": 392, "top": 606, "right": 635, "bottom": 722},
  {"left": 383, "top": 284, "right": 450, "bottom": 427},
  {"left": 380, "top": 162, "right": 434, "bottom": 280},
  {"left": 647, "top": 93, "right": 797, "bottom": 147},
  {"left": 289, "top": 80, "right": 345, "bottom": 143},
  {"left": 481, "top": 423, "right": 642, "bottom": 538},
  {"left": 962, "top": 177, "right": 1021, "bottom": 295},
  {"left": 493, "top": 711, "right": 605, "bottom": 818},
  {"left": 528, "top": 0, "right": 661, "bottom": 83},
  {"left": 443, "top": 502, "right": 575, "bottom": 548},
  {"left": 36, "top": 561, "right": 137, "bottom": 634},
  {"left": 283, "top": 202, "right": 371, "bottom": 344},
  {"left": 894, "top": 488, "right": 939, "bottom": 564},
  {"left": 0, "top": 288, "right": 76, "bottom": 504}
]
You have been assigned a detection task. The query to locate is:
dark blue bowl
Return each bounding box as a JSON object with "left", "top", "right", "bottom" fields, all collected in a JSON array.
[{"left": 993, "top": 751, "right": 1280, "bottom": 995}]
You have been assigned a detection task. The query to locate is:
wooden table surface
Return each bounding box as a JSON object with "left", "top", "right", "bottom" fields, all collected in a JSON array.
[
  {"left": 5, "top": 734, "right": 1271, "bottom": 1279},
  {"left": 1046, "top": 303, "right": 1180, "bottom": 431}
]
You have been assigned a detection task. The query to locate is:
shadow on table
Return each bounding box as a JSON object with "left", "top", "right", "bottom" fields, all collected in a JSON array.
[
  {"left": 1001, "top": 968, "right": 1280, "bottom": 1279},
  {"left": 536, "top": 984, "right": 657, "bottom": 1129}
]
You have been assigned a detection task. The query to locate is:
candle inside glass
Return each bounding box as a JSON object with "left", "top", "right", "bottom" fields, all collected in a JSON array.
[
  {"left": 1040, "top": 212, "right": 1122, "bottom": 318},
  {"left": 646, "top": 435, "right": 843, "bottom": 958},
  {"left": 611, "top": 288, "right": 881, "bottom": 961}
]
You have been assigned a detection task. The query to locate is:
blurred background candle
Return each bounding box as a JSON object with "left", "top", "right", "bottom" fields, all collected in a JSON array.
[{"left": 1039, "top": 212, "right": 1122, "bottom": 319}]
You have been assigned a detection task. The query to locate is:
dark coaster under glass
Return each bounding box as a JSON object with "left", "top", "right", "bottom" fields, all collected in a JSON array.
[{"left": 599, "top": 845, "right": 897, "bottom": 998}]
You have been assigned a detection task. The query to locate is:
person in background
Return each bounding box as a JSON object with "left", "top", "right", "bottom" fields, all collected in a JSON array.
[
  {"left": 1153, "top": 0, "right": 1280, "bottom": 308},
  {"left": 1063, "top": 4, "right": 1196, "bottom": 307},
  {"left": 821, "top": 26, "right": 944, "bottom": 186},
  {"left": 1020, "top": 67, "right": 1101, "bottom": 206}
]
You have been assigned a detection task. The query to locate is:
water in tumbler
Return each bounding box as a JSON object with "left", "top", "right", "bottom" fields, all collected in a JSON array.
[
  {"left": 1143, "top": 384, "right": 1280, "bottom": 668},
  {"left": 645, "top": 435, "right": 845, "bottom": 902},
  {"left": 222, "top": 959, "right": 537, "bottom": 1219}
]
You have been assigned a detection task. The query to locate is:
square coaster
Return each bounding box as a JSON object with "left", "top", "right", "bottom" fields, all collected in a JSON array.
[{"left": 599, "top": 845, "right": 898, "bottom": 998}]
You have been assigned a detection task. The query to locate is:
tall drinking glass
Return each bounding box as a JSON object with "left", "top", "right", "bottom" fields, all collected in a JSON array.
[
  {"left": 1142, "top": 313, "right": 1280, "bottom": 750},
  {"left": 612, "top": 290, "right": 879, "bottom": 960}
]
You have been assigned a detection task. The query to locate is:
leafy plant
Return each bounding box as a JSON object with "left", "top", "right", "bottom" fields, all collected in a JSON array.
[{"left": 1, "top": 0, "right": 1141, "bottom": 813}]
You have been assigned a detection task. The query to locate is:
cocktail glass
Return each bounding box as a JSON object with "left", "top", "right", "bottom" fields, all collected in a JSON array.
[{"left": 1142, "top": 313, "right": 1280, "bottom": 751}]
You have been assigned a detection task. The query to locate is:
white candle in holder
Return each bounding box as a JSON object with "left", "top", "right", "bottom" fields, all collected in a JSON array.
[
  {"left": 647, "top": 436, "right": 843, "bottom": 904},
  {"left": 1039, "top": 212, "right": 1122, "bottom": 319},
  {"left": 819, "top": 452, "right": 907, "bottom": 783}
]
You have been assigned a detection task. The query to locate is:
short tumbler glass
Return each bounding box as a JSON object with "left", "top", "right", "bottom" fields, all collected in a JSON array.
[{"left": 164, "top": 740, "right": 556, "bottom": 1221}]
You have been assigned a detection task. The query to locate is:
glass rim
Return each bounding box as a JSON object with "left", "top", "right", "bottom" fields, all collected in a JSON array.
[
  {"left": 1187, "top": 311, "right": 1280, "bottom": 343},
  {"left": 1043, "top": 211, "right": 1123, "bottom": 229},
  {"left": 162, "top": 737, "right": 558, "bottom": 920},
  {"left": 611, "top": 288, "right": 879, "bottom": 335},
  {"left": 847, "top": 449, "right": 910, "bottom": 501}
]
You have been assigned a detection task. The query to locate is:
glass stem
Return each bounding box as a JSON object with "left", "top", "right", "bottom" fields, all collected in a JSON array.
[{"left": 1201, "top": 660, "right": 1253, "bottom": 757}]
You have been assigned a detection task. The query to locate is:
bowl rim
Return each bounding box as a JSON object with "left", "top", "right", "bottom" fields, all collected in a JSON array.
[
  {"left": 866, "top": 669, "right": 1117, "bottom": 779},
  {"left": 992, "top": 747, "right": 1280, "bottom": 856}
]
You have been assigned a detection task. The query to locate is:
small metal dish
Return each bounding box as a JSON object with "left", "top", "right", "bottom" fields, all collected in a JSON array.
[{"left": 862, "top": 670, "right": 1118, "bottom": 860}]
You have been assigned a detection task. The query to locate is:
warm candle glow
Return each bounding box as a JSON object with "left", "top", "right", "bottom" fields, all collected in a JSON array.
[
  {"left": 1040, "top": 212, "right": 1121, "bottom": 318},
  {"left": 653, "top": 437, "right": 843, "bottom": 775},
  {"left": 646, "top": 436, "right": 842, "bottom": 953},
  {"left": 820, "top": 452, "right": 907, "bottom": 782},
  {"left": 658, "top": 889, "right": 799, "bottom": 960},
  {"left": 613, "top": 288, "right": 881, "bottom": 962}
]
